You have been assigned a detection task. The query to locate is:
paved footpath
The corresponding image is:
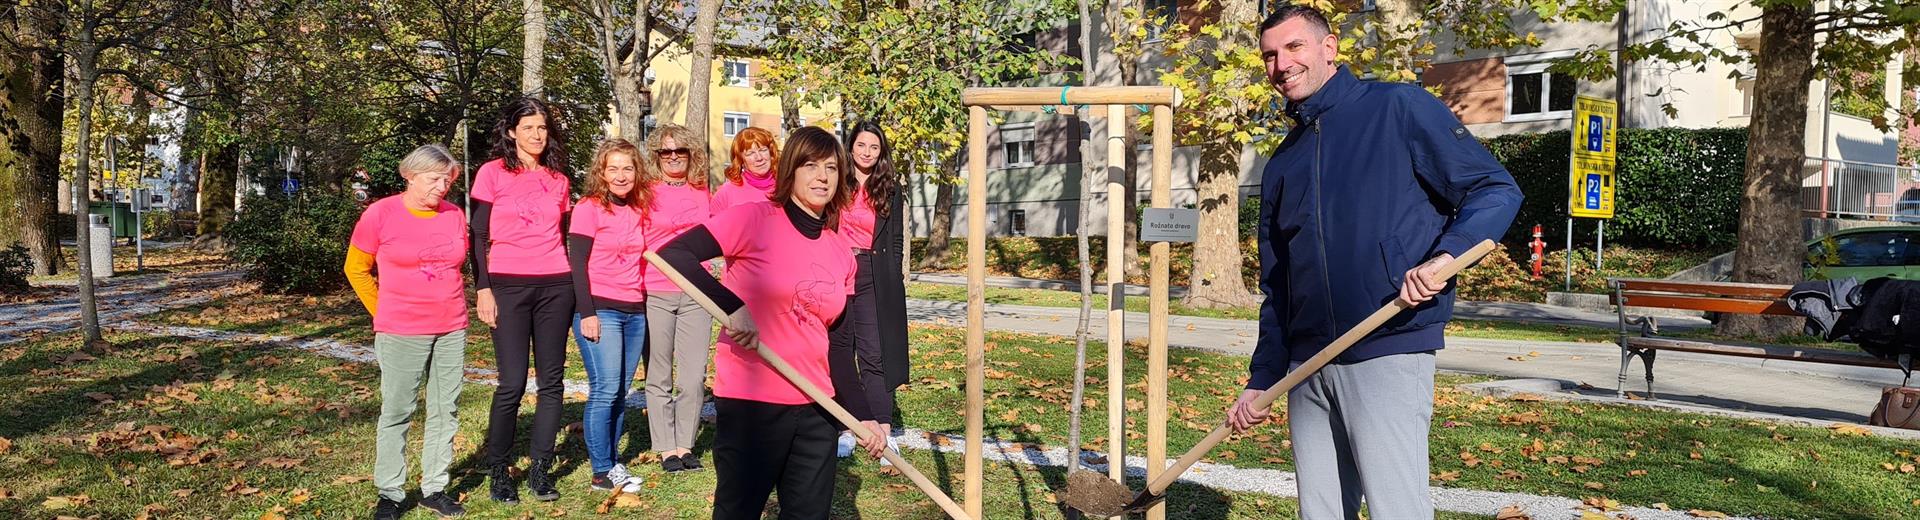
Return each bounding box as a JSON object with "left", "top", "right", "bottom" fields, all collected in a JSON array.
[{"left": 903, "top": 297, "right": 1903, "bottom": 426}]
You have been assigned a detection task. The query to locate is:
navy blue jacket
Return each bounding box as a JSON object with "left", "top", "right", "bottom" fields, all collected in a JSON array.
[{"left": 1248, "top": 66, "right": 1523, "bottom": 390}]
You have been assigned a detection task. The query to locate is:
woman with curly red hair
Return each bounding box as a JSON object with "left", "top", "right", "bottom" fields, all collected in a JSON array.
[{"left": 709, "top": 126, "right": 779, "bottom": 214}]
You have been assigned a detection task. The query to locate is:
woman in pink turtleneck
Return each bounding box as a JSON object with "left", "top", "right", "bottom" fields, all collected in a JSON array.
[{"left": 709, "top": 126, "right": 779, "bottom": 214}]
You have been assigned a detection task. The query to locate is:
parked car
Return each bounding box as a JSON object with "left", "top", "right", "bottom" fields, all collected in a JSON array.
[{"left": 1806, "top": 226, "right": 1920, "bottom": 281}]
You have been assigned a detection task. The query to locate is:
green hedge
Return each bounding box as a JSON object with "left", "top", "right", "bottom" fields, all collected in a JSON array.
[
  {"left": 225, "top": 192, "right": 363, "bottom": 294},
  {"left": 1484, "top": 127, "right": 1747, "bottom": 249}
]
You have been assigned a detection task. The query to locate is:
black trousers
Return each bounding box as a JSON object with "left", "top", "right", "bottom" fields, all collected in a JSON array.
[
  {"left": 832, "top": 252, "right": 895, "bottom": 423},
  {"left": 712, "top": 398, "right": 839, "bottom": 520},
  {"left": 484, "top": 280, "right": 573, "bottom": 465}
]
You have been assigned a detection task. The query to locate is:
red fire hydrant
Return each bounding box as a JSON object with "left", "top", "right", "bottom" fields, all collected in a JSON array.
[{"left": 1529, "top": 224, "right": 1546, "bottom": 279}]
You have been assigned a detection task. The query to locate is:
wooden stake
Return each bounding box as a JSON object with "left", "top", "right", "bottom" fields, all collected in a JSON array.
[
  {"left": 1104, "top": 104, "right": 1127, "bottom": 490},
  {"left": 964, "top": 105, "right": 988, "bottom": 520},
  {"left": 1146, "top": 104, "right": 1173, "bottom": 520},
  {"left": 962, "top": 86, "right": 1180, "bottom": 108}
]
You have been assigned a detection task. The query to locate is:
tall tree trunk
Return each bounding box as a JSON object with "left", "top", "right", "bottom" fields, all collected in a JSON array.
[
  {"left": 1180, "top": 0, "right": 1258, "bottom": 309},
  {"left": 684, "top": 0, "right": 721, "bottom": 152},
  {"left": 1373, "top": 0, "right": 1422, "bottom": 82},
  {"left": 600, "top": 0, "right": 652, "bottom": 139},
  {"left": 197, "top": 144, "right": 238, "bottom": 235},
  {"left": 7, "top": 7, "right": 65, "bottom": 275},
  {"left": 69, "top": 36, "right": 103, "bottom": 342},
  {"left": 921, "top": 169, "right": 956, "bottom": 269},
  {"left": 522, "top": 0, "right": 547, "bottom": 96},
  {"left": 1182, "top": 140, "right": 1258, "bottom": 308},
  {"left": 1718, "top": 3, "right": 1814, "bottom": 338}
]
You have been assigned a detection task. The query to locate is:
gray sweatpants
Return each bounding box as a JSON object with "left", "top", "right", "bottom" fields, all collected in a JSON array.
[
  {"left": 645, "top": 291, "right": 712, "bottom": 453},
  {"left": 1287, "top": 351, "right": 1436, "bottom": 520},
  {"left": 373, "top": 330, "right": 466, "bottom": 501}
]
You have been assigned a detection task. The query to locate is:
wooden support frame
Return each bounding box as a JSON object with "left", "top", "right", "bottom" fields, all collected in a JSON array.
[{"left": 962, "top": 85, "right": 1180, "bottom": 520}]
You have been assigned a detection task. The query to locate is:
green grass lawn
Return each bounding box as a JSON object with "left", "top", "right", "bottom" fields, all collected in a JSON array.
[
  {"left": 38, "top": 286, "right": 1920, "bottom": 518},
  {"left": 0, "top": 328, "right": 1507, "bottom": 520}
]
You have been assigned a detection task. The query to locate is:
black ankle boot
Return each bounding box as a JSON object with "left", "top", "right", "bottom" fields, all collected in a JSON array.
[
  {"left": 488, "top": 463, "right": 519, "bottom": 503},
  {"left": 527, "top": 457, "right": 559, "bottom": 501}
]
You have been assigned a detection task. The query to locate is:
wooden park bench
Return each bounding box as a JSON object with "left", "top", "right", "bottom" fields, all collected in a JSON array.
[{"left": 1608, "top": 278, "right": 1907, "bottom": 398}]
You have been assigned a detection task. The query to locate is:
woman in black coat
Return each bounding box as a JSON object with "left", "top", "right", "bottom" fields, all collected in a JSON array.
[{"left": 832, "top": 120, "right": 912, "bottom": 459}]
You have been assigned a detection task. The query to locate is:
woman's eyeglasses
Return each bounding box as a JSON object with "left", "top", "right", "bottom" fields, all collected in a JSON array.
[{"left": 655, "top": 148, "right": 691, "bottom": 159}]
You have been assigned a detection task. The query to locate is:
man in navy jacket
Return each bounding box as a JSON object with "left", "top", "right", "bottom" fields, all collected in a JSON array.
[{"left": 1224, "top": 5, "right": 1523, "bottom": 519}]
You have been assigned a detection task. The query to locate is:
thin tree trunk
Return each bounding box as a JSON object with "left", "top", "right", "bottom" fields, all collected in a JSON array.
[
  {"left": 921, "top": 169, "right": 956, "bottom": 269},
  {"left": 1718, "top": 3, "right": 1814, "bottom": 338},
  {"left": 1065, "top": 0, "right": 1094, "bottom": 477},
  {"left": 522, "top": 0, "right": 547, "bottom": 95},
  {"left": 69, "top": 36, "right": 103, "bottom": 343},
  {"left": 684, "top": 0, "right": 722, "bottom": 151}
]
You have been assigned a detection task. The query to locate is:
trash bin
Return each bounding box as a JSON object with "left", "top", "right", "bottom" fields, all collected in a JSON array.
[
  {"left": 88, "top": 214, "right": 114, "bottom": 278},
  {"left": 86, "top": 201, "right": 136, "bottom": 239}
]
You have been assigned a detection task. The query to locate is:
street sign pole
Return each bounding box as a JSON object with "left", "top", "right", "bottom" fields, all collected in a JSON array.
[
  {"left": 1569, "top": 95, "right": 1619, "bottom": 287},
  {"left": 1596, "top": 220, "right": 1604, "bottom": 271}
]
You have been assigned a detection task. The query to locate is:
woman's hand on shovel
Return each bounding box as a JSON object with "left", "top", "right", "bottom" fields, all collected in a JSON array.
[
  {"left": 1226, "top": 389, "right": 1269, "bottom": 433},
  {"left": 725, "top": 307, "right": 759, "bottom": 348},
  {"left": 858, "top": 421, "right": 888, "bottom": 459}
]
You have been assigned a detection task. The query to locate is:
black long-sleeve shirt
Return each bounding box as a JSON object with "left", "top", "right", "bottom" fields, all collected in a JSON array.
[{"left": 655, "top": 200, "right": 873, "bottom": 421}]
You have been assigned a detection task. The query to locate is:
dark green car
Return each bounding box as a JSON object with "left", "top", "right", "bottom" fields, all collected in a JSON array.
[{"left": 1806, "top": 226, "right": 1920, "bottom": 281}]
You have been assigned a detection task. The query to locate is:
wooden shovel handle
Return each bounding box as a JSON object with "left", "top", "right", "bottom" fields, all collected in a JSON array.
[
  {"left": 1144, "top": 239, "right": 1498, "bottom": 495},
  {"left": 643, "top": 252, "right": 974, "bottom": 520}
]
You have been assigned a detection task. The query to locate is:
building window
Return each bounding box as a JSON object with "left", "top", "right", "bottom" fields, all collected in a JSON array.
[
  {"left": 723, "top": 59, "right": 750, "bottom": 87},
  {"left": 1008, "top": 209, "right": 1027, "bottom": 236},
  {"left": 1146, "top": 0, "right": 1177, "bottom": 41},
  {"left": 723, "top": 112, "right": 751, "bottom": 138},
  {"left": 1505, "top": 61, "right": 1575, "bottom": 122},
  {"left": 1000, "top": 123, "right": 1035, "bottom": 169}
]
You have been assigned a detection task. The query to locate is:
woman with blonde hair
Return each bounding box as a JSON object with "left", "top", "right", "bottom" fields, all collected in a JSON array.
[
  {"left": 344, "top": 144, "right": 469, "bottom": 520},
  {"left": 709, "top": 126, "right": 779, "bottom": 214},
  {"left": 639, "top": 123, "right": 715, "bottom": 473},
  {"left": 567, "top": 138, "right": 655, "bottom": 493}
]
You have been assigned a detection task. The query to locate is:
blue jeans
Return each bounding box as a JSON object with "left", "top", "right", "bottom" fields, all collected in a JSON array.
[{"left": 574, "top": 309, "right": 647, "bottom": 474}]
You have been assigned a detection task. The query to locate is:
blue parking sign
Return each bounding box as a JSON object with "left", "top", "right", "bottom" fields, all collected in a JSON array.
[
  {"left": 1585, "top": 173, "right": 1602, "bottom": 210},
  {"left": 1586, "top": 115, "right": 1605, "bottom": 152}
]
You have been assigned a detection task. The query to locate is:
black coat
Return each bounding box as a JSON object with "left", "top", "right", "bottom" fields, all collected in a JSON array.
[{"left": 864, "top": 191, "right": 911, "bottom": 388}]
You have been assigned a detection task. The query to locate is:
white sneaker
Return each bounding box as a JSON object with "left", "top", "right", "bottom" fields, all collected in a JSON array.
[
  {"left": 598, "top": 464, "right": 643, "bottom": 493},
  {"left": 878, "top": 435, "right": 899, "bottom": 466},
  {"left": 836, "top": 431, "right": 856, "bottom": 458}
]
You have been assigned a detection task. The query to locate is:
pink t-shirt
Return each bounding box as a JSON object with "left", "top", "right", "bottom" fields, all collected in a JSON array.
[
  {"left": 350, "top": 196, "right": 469, "bottom": 335},
  {"left": 841, "top": 185, "right": 876, "bottom": 250},
  {"left": 708, "top": 201, "right": 857, "bottom": 405},
  {"left": 710, "top": 180, "right": 774, "bottom": 216},
  {"left": 642, "top": 181, "right": 712, "bottom": 293},
  {"left": 472, "top": 158, "right": 570, "bottom": 276},
  {"left": 569, "top": 197, "right": 647, "bottom": 304}
]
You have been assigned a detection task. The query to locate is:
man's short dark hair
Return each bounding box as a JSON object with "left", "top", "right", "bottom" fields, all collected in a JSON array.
[{"left": 1259, "top": 4, "right": 1332, "bottom": 37}]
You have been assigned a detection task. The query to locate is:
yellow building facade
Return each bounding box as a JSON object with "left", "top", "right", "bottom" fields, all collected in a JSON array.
[{"left": 622, "top": 29, "right": 842, "bottom": 172}]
